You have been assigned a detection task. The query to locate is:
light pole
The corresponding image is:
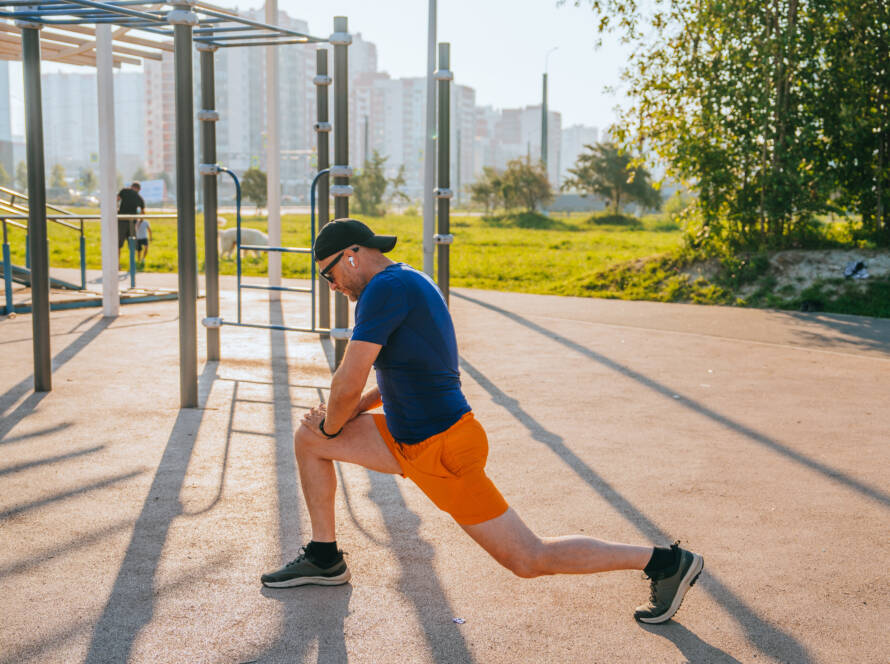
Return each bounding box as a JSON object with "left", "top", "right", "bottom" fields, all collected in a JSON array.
[{"left": 542, "top": 47, "right": 558, "bottom": 178}]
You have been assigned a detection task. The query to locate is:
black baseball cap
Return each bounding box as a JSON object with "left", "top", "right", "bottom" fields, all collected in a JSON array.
[{"left": 313, "top": 218, "right": 397, "bottom": 261}]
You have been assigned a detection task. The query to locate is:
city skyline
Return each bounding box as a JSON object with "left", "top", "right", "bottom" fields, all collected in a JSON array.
[{"left": 6, "top": 0, "right": 628, "bottom": 137}]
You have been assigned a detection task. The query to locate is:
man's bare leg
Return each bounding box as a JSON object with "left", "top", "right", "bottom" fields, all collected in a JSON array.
[
  {"left": 461, "top": 508, "right": 652, "bottom": 578},
  {"left": 293, "top": 412, "right": 401, "bottom": 542}
]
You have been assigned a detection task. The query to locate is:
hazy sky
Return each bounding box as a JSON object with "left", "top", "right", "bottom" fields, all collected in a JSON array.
[
  {"left": 9, "top": 0, "right": 631, "bottom": 134},
  {"left": 260, "top": 0, "right": 632, "bottom": 128}
]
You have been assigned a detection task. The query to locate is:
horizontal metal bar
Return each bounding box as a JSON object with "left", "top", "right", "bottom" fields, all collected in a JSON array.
[
  {"left": 58, "top": 0, "right": 166, "bottom": 22},
  {"left": 0, "top": 213, "right": 178, "bottom": 220},
  {"left": 239, "top": 244, "right": 311, "bottom": 254},
  {"left": 195, "top": 6, "right": 323, "bottom": 40},
  {"left": 218, "top": 320, "right": 328, "bottom": 335},
  {"left": 239, "top": 283, "right": 312, "bottom": 294},
  {"left": 210, "top": 37, "right": 319, "bottom": 48},
  {"left": 193, "top": 25, "right": 255, "bottom": 34},
  {"left": 1, "top": 219, "right": 28, "bottom": 231}
]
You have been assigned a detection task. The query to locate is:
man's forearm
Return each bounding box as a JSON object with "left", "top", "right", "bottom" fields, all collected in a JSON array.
[
  {"left": 355, "top": 387, "right": 382, "bottom": 414},
  {"left": 322, "top": 377, "right": 363, "bottom": 434}
]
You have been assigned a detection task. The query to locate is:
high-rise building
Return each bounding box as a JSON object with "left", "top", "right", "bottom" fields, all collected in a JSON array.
[
  {"left": 39, "top": 70, "right": 145, "bottom": 185},
  {"left": 0, "top": 62, "right": 12, "bottom": 181},
  {"left": 560, "top": 124, "right": 599, "bottom": 186}
]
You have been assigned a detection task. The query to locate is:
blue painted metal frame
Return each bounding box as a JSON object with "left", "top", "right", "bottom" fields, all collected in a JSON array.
[
  {"left": 208, "top": 167, "right": 330, "bottom": 335},
  {"left": 0, "top": 0, "right": 328, "bottom": 47}
]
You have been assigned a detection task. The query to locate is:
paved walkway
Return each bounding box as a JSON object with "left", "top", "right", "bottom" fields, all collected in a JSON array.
[{"left": 1, "top": 279, "right": 888, "bottom": 663}]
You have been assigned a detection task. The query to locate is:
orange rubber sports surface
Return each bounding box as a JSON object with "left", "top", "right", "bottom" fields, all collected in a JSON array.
[{"left": 373, "top": 411, "right": 509, "bottom": 525}]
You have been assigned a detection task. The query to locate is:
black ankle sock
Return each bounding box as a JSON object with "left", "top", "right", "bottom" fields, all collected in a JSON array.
[
  {"left": 644, "top": 546, "right": 679, "bottom": 577},
  {"left": 307, "top": 540, "right": 339, "bottom": 565}
]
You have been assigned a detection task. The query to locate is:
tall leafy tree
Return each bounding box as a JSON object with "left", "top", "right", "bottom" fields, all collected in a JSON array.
[
  {"left": 0, "top": 163, "right": 10, "bottom": 188},
  {"left": 562, "top": 142, "right": 660, "bottom": 213},
  {"left": 388, "top": 164, "right": 411, "bottom": 211},
  {"left": 15, "top": 161, "right": 27, "bottom": 192},
  {"left": 50, "top": 163, "right": 66, "bottom": 189},
  {"left": 352, "top": 150, "right": 388, "bottom": 216},
  {"left": 469, "top": 167, "right": 503, "bottom": 214},
  {"left": 241, "top": 166, "right": 267, "bottom": 212},
  {"left": 501, "top": 158, "right": 554, "bottom": 212},
  {"left": 573, "top": 0, "right": 889, "bottom": 246},
  {"left": 79, "top": 167, "right": 98, "bottom": 192}
]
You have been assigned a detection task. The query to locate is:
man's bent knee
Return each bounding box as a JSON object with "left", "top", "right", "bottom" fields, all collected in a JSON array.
[
  {"left": 494, "top": 548, "right": 545, "bottom": 579},
  {"left": 293, "top": 422, "right": 323, "bottom": 456}
]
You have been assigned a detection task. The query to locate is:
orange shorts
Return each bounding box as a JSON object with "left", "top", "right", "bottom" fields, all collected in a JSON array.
[{"left": 373, "top": 411, "right": 509, "bottom": 525}]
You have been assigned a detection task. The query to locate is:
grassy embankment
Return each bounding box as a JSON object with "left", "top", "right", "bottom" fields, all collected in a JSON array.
[
  {"left": 6, "top": 208, "right": 888, "bottom": 317},
  {"left": 3, "top": 210, "right": 683, "bottom": 295}
]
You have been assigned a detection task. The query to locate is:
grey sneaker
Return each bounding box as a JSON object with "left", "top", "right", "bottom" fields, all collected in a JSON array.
[
  {"left": 261, "top": 546, "right": 350, "bottom": 588},
  {"left": 634, "top": 543, "right": 703, "bottom": 624}
]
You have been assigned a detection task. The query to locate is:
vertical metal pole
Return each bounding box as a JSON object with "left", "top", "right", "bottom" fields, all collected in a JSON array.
[
  {"left": 265, "top": 0, "right": 281, "bottom": 300},
  {"left": 79, "top": 221, "right": 86, "bottom": 289},
  {"left": 422, "top": 0, "right": 436, "bottom": 277},
  {"left": 171, "top": 7, "right": 198, "bottom": 408},
  {"left": 128, "top": 234, "right": 136, "bottom": 287},
  {"left": 332, "top": 16, "right": 351, "bottom": 366},
  {"left": 199, "top": 44, "right": 220, "bottom": 360},
  {"left": 541, "top": 72, "right": 548, "bottom": 169},
  {"left": 96, "top": 24, "right": 118, "bottom": 316},
  {"left": 314, "top": 48, "right": 331, "bottom": 330},
  {"left": 3, "top": 221, "right": 13, "bottom": 314},
  {"left": 436, "top": 43, "right": 451, "bottom": 305},
  {"left": 21, "top": 23, "right": 51, "bottom": 392}
]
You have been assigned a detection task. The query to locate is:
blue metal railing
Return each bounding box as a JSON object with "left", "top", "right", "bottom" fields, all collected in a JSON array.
[{"left": 204, "top": 167, "right": 332, "bottom": 335}]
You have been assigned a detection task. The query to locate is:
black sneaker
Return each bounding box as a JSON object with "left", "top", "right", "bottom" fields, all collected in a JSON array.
[
  {"left": 261, "top": 546, "right": 350, "bottom": 588},
  {"left": 634, "top": 542, "right": 703, "bottom": 624}
]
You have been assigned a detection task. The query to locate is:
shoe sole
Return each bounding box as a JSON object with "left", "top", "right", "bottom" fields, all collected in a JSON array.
[
  {"left": 636, "top": 554, "right": 703, "bottom": 624},
  {"left": 262, "top": 569, "right": 351, "bottom": 589}
]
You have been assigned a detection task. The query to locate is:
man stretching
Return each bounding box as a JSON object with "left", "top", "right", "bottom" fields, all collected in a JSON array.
[{"left": 261, "top": 219, "right": 703, "bottom": 624}]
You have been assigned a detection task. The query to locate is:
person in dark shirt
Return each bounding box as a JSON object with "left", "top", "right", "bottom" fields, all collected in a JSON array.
[
  {"left": 117, "top": 182, "right": 145, "bottom": 251},
  {"left": 261, "top": 219, "right": 703, "bottom": 624}
]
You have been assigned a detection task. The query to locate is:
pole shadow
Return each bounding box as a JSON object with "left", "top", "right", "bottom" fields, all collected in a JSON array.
[
  {"left": 82, "top": 361, "right": 219, "bottom": 664},
  {"left": 0, "top": 316, "right": 110, "bottom": 442},
  {"left": 459, "top": 356, "right": 810, "bottom": 663},
  {"left": 777, "top": 310, "right": 890, "bottom": 356},
  {"left": 453, "top": 291, "right": 889, "bottom": 508},
  {"left": 248, "top": 299, "right": 351, "bottom": 663},
  {"left": 366, "top": 471, "right": 476, "bottom": 664}
]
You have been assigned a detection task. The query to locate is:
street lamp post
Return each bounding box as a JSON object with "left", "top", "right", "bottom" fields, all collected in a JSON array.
[{"left": 542, "top": 47, "right": 558, "bottom": 178}]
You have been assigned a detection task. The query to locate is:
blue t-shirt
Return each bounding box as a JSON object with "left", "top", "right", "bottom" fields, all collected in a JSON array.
[{"left": 351, "top": 263, "right": 470, "bottom": 444}]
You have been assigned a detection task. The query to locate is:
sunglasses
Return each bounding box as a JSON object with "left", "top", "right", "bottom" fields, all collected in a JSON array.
[{"left": 319, "top": 247, "right": 358, "bottom": 283}]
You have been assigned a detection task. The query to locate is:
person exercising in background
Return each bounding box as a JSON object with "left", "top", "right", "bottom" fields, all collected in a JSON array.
[
  {"left": 117, "top": 181, "right": 145, "bottom": 260},
  {"left": 262, "top": 218, "right": 703, "bottom": 624}
]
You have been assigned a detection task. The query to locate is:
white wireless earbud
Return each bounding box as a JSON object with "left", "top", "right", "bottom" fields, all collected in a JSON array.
[{"left": 348, "top": 256, "right": 355, "bottom": 266}]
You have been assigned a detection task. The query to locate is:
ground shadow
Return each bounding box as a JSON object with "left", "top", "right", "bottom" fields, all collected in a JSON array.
[
  {"left": 367, "top": 471, "right": 476, "bottom": 664},
  {"left": 775, "top": 310, "right": 890, "bottom": 356},
  {"left": 0, "top": 315, "right": 110, "bottom": 442},
  {"left": 453, "top": 291, "right": 889, "bottom": 508},
  {"left": 638, "top": 622, "right": 744, "bottom": 663},
  {"left": 82, "top": 361, "right": 218, "bottom": 664},
  {"left": 247, "top": 299, "right": 351, "bottom": 663},
  {"left": 459, "top": 355, "right": 810, "bottom": 663}
]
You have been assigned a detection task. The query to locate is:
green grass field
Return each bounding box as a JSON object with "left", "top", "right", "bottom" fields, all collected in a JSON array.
[{"left": 3, "top": 211, "right": 684, "bottom": 298}]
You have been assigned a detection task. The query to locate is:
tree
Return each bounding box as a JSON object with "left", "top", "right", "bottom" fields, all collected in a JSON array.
[
  {"left": 351, "top": 150, "right": 388, "bottom": 216},
  {"left": 15, "top": 161, "right": 27, "bottom": 192},
  {"left": 574, "top": 0, "right": 890, "bottom": 246},
  {"left": 0, "top": 163, "right": 10, "bottom": 188},
  {"left": 79, "top": 167, "right": 98, "bottom": 192},
  {"left": 469, "top": 167, "right": 503, "bottom": 214},
  {"left": 50, "top": 163, "right": 66, "bottom": 189},
  {"left": 562, "top": 142, "right": 660, "bottom": 214},
  {"left": 132, "top": 166, "right": 149, "bottom": 182},
  {"left": 500, "top": 157, "right": 554, "bottom": 212},
  {"left": 388, "top": 164, "right": 411, "bottom": 211},
  {"left": 241, "top": 166, "right": 267, "bottom": 212}
]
